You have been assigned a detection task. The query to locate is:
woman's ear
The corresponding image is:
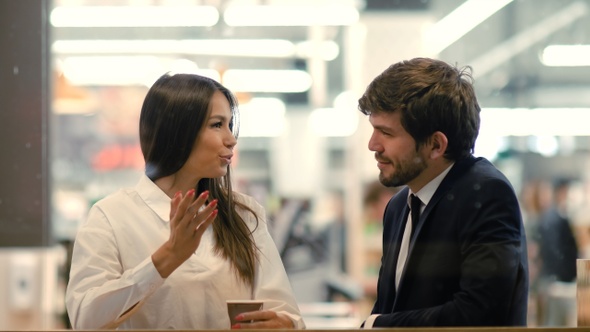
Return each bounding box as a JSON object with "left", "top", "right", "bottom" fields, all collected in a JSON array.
[{"left": 429, "top": 131, "right": 448, "bottom": 159}]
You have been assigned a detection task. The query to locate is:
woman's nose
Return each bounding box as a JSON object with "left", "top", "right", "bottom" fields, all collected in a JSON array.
[{"left": 226, "top": 132, "right": 237, "bottom": 149}]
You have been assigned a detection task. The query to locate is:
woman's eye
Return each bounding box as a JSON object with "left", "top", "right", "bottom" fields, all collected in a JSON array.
[{"left": 212, "top": 122, "right": 222, "bottom": 128}]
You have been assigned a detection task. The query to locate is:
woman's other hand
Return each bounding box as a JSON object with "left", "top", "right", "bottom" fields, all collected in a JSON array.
[{"left": 231, "top": 310, "right": 295, "bottom": 329}]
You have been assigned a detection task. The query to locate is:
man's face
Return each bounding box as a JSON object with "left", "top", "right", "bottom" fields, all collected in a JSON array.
[{"left": 367, "top": 111, "right": 427, "bottom": 188}]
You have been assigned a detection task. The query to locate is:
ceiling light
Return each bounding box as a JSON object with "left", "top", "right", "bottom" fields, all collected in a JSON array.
[
  {"left": 309, "top": 107, "right": 359, "bottom": 137},
  {"left": 423, "top": 0, "right": 513, "bottom": 55},
  {"left": 238, "top": 98, "right": 286, "bottom": 137},
  {"left": 541, "top": 45, "right": 590, "bottom": 66},
  {"left": 61, "top": 56, "right": 310, "bottom": 93},
  {"left": 52, "top": 39, "right": 295, "bottom": 58},
  {"left": 61, "top": 56, "right": 220, "bottom": 86},
  {"left": 469, "top": 1, "right": 588, "bottom": 77},
  {"left": 295, "top": 40, "right": 340, "bottom": 61},
  {"left": 222, "top": 69, "right": 312, "bottom": 93},
  {"left": 479, "top": 108, "right": 590, "bottom": 136},
  {"left": 527, "top": 136, "right": 559, "bottom": 157},
  {"left": 52, "top": 39, "right": 295, "bottom": 57},
  {"left": 50, "top": 6, "right": 219, "bottom": 27},
  {"left": 309, "top": 91, "right": 360, "bottom": 137},
  {"left": 53, "top": 39, "right": 339, "bottom": 60},
  {"left": 224, "top": 4, "right": 359, "bottom": 26}
]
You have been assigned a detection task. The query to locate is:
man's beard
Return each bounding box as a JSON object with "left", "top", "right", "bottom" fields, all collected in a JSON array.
[{"left": 378, "top": 154, "right": 427, "bottom": 188}]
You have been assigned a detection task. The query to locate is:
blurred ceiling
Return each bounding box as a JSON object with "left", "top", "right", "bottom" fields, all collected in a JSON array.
[
  {"left": 432, "top": 0, "right": 590, "bottom": 108},
  {"left": 50, "top": 0, "right": 590, "bottom": 109}
]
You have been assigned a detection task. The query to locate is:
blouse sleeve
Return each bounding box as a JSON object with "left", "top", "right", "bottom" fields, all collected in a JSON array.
[
  {"left": 65, "top": 205, "right": 165, "bottom": 329},
  {"left": 243, "top": 196, "right": 306, "bottom": 329}
]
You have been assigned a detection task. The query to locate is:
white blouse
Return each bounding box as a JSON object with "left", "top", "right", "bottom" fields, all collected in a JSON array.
[{"left": 66, "top": 174, "right": 305, "bottom": 329}]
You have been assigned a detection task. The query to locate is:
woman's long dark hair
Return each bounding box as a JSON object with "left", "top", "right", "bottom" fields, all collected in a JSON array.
[{"left": 139, "top": 73, "right": 259, "bottom": 287}]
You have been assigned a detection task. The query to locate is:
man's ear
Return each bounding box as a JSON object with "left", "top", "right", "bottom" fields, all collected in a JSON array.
[{"left": 429, "top": 131, "right": 448, "bottom": 159}]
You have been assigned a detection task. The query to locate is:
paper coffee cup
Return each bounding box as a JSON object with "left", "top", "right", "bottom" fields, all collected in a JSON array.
[{"left": 226, "top": 300, "right": 263, "bottom": 326}]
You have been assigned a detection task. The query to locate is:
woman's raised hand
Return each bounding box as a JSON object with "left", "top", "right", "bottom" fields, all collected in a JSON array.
[{"left": 152, "top": 189, "right": 217, "bottom": 278}]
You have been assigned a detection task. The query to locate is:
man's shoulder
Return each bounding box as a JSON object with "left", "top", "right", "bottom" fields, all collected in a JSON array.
[
  {"left": 441, "top": 157, "right": 518, "bottom": 205},
  {"left": 458, "top": 157, "right": 512, "bottom": 185}
]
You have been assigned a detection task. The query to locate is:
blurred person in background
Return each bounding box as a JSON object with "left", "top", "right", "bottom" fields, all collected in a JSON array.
[
  {"left": 65, "top": 73, "right": 304, "bottom": 330},
  {"left": 537, "top": 177, "right": 579, "bottom": 326},
  {"left": 361, "top": 181, "right": 401, "bottom": 298},
  {"left": 357, "top": 57, "right": 528, "bottom": 327},
  {"left": 360, "top": 181, "right": 401, "bottom": 318},
  {"left": 519, "top": 179, "right": 552, "bottom": 325}
]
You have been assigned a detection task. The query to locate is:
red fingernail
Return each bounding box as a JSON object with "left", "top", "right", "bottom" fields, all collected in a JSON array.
[
  {"left": 212, "top": 209, "right": 218, "bottom": 216},
  {"left": 210, "top": 199, "right": 218, "bottom": 207},
  {"left": 236, "top": 314, "right": 244, "bottom": 321},
  {"left": 231, "top": 324, "right": 240, "bottom": 329},
  {"left": 200, "top": 190, "right": 209, "bottom": 198},
  {"left": 187, "top": 189, "right": 195, "bottom": 196},
  {"left": 174, "top": 191, "right": 181, "bottom": 198}
]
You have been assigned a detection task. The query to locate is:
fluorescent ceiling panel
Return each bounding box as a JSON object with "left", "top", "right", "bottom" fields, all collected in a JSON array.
[
  {"left": 238, "top": 98, "right": 286, "bottom": 137},
  {"left": 480, "top": 108, "right": 590, "bottom": 136},
  {"left": 60, "top": 56, "right": 309, "bottom": 93},
  {"left": 424, "top": 0, "right": 513, "bottom": 55},
  {"left": 541, "top": 45, "right": 590, "bottom": 67},
  {"left": 61, "top": 56, "right": 220, "bottom": 86},
  {"left": 224, "top": 4, "right": 359, "bottom": 26},
  {"left": 309, "top": 91, "right": 360, "bottom": 137},
  {"left": 50, "top": 6, "right": 219, "bottom": 27},
  {"left": 309, "top": 107, "right": 359, "bottom": 137},
  {"left": 469, "top": 1, "right": 588, "bottom": 77},
  {"left": 222, "top": 69, "right": 312, "bottom": 93},
  {"left": 52, "top": 39, "right": 339, "bottom": 60}
]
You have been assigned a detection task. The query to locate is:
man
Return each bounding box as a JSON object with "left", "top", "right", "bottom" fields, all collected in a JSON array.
[{"left": 358, "top": 57, "right": 528, "bottom": 327}]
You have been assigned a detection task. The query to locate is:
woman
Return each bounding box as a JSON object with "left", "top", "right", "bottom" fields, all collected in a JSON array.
[{"left": 65, "top": 73, "right": 305, "bottom": 329}]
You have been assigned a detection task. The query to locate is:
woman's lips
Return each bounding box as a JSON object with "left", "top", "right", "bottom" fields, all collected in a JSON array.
[{"left": 221, "top": 155, "right": 233, "bottom": 164}]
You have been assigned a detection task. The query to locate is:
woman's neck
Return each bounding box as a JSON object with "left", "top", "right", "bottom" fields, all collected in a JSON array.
[{"left": 154, "top": 173, "right": 200, "bottom": 198}]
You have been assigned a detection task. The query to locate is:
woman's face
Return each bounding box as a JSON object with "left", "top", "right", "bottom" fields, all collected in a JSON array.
[{"left": 179, "top": 91, "right": 237, "bottom": 181}]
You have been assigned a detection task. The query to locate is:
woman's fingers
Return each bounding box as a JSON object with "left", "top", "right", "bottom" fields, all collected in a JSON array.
[
  {"left": 194, "top": 206, "right": 218, "bottom": 236},
  {"left": 174, "top": 190, "right": 209, "bottom": 228},
  {"left": 169, "top": 191, "right": 182, "bottom": 221},
  {"left": 174, "top": 189, "right": 195, "bottom": 222},
  {"left": 191, "top": 199, "right": 217, "bottom": 230},
  {"left": 169, "top": 189, "right": 217, "bottom": 240}
]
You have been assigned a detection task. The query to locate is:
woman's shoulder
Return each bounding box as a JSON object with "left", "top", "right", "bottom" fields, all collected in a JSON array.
[
  {"left": 90, "top": 187, "right": 139, "bottom": 212},
  {"left": 232, "top": 191, "right": 263, "bottom": 210},
  {"left": 232, "top": 192, "right": 267, "bottom": 227}
]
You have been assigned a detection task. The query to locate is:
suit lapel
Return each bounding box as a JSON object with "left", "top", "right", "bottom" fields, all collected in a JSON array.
[
  {"left": 380, "top": 187, "right": 410, "bottom": 312},
  {"left": 394, "top": 156, "right": 479, "bottom": 308},
  {"left": 410, "top": 156, "right": 479, "bottom": 240}
]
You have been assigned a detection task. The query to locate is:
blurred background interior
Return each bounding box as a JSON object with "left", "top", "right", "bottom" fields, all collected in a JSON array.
[{"left": 3, "top": 0, "right": 590, "bottom": 329}]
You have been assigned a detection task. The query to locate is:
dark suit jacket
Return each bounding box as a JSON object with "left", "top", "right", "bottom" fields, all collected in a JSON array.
[{"left": 370, "top": 156, "right": 528, "bottom": 327}]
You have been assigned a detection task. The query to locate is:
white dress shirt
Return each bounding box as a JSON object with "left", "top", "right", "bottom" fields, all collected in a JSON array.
[{"left": 66, "top": 174, "right": 305, "bottom": 329}]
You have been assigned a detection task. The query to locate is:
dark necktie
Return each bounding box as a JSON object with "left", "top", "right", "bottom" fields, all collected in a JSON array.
[{"left": 410, "top": 194, "right": 421, "bottom": 236}]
